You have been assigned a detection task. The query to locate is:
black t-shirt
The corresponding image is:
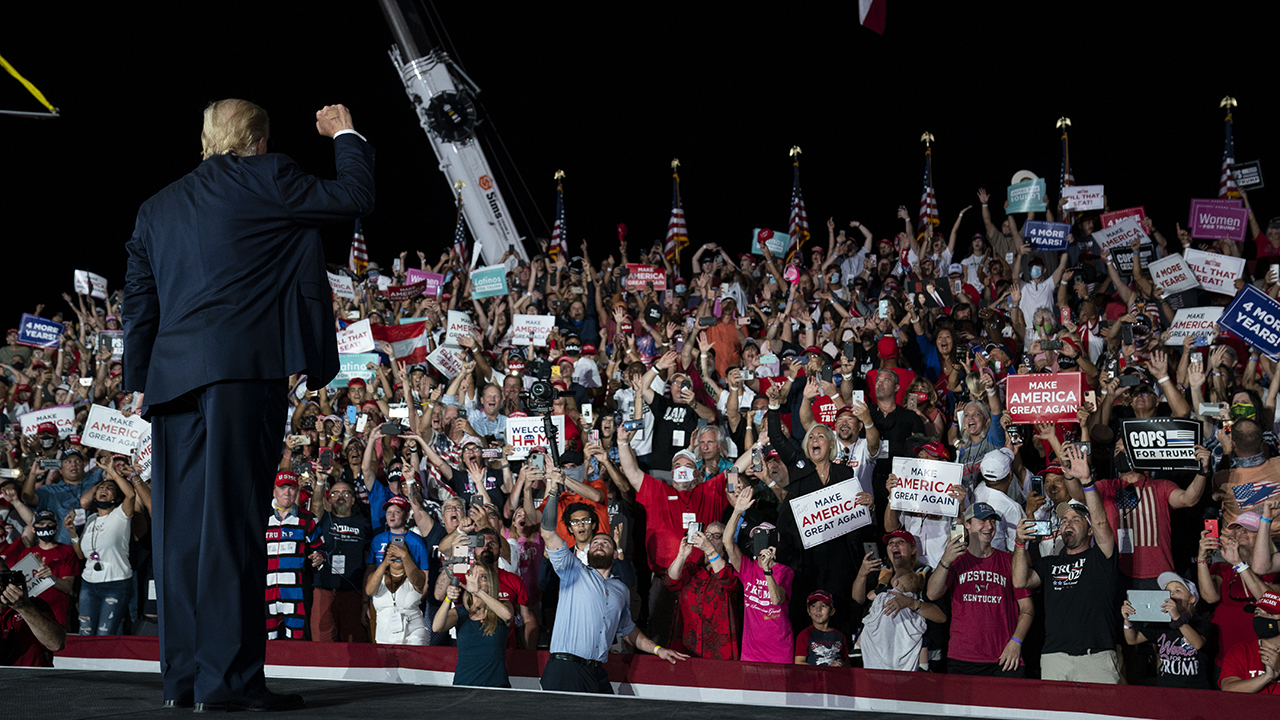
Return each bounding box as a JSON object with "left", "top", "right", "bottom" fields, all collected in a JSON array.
[
  {"left": 419, "top": 521, "right": 447, "bottom": 592},
  {"left": 1031, "top": 544, "right": 1118, "bottom": 654},
  {"left": 445, "top": 466, "right": 507, "bottom": 515},
  {"left": 648, "top": 394, "right": 699, "bottom": 469},
  {"left": 868, "top": 404, "right": 927, "bottom": 505},
  {"left": 1137, "top": 614, "right": 1215, "bottom": 689},
  {"left": 314, "top": 512, "right": 373, "bottom": 591}
]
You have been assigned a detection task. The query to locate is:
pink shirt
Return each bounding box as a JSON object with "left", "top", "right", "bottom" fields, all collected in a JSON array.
[{"left": 738, "top": 560, "right": 794, "bottom": 663}]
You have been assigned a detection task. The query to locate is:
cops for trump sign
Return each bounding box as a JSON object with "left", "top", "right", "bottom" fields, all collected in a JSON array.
[
  {"left": 890, "top": 457, "right": 962, "bottom": 518},
  {"left": 1121, "top": 418, "right": 1201, "bottom": 472},
  {"left": 1005, "top": 372, "right": 1083, "bottom": 424},
  {"left": 788, "top": 479, "right": 872, "bottom": 550}
]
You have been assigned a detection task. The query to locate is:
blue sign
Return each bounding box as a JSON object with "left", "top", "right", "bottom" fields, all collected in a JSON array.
[
  {"left": 17, "top": 313, "right": 63, "bottom": 348},
  {"left": 470, "top": 265, "right": 509, "bottom": 299},
  {"left": 327, "top": 352, "right": 380, "bottom": 389},
  {"left": 1022, "top": 221, "right": 1071, "bottom": 251},
  {"left": 1218, "top": 285, "right": 1280, "bottom": 360}
]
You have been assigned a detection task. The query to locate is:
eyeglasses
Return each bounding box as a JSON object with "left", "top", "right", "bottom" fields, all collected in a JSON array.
[
  {"left": 331, "top": 491, "right": 355, "bottom": 498},
  {"left": 568, "top": 518, "right": 596, "bottom": 527},
  {"left": 703, "top": 533, "right": 723, "bottom": 541}
]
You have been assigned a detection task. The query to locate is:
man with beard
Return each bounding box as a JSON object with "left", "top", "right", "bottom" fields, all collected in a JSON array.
[
  {"left": 831, "top": 403, "right": 879, "bottom": 496},
  {"left": 310, "top": 481, "right": 371, "bottom": 643},
  {"left": 868, "top": 368, "right": 926, "bottom": 509},
  {"left": 23, "top": 446, "right": 101, "bottom": 546},
  {"left": 1024, "top": 463, "right": 1076, "bottom": 558},
  {"left": 538, "top": 467, "right": 687, "bottom": 693},
  {"left": 1013, "top": 445, "right": 1120, "bottom": 683}
]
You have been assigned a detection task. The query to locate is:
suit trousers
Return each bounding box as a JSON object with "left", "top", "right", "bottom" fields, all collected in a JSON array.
[{"left": 151, "top": 379, "right": 287, "bottom": 703}]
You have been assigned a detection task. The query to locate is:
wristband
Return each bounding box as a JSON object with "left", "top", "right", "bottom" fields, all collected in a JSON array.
[
  {"left": 707, "top": 553, "right": 722, "bottom": 564},
  {"left": 1234, "top": 561, "right": 1251, "bottom": 574},
  {"left": 1156, "top": 376, "right": 1170, "bottom": 385},
  {"left": 653, "top": 644, "right": 664, "bottom": 654},
  {"left": 939, "top": 561, "right": 951, "bottom": 570},
  {"left": 1082, "top": 485, "right": 1096, "bottom": 493},
  {"left": 1263, "top": 517, "right": 1274, "bottom": 524},
  {"left": 1010, "top": 636, "right": 1023, "bottom": 645},
  {"left": 1014, "top": 541, "right": 1026, "bottom": 548},
  {"left": 768, "top": 404, "right": 781, "bottom": 411},
  {"left": 764, "top": 569, "right": 773, "bottom": 576},
  {"left": 1123, "top": 624, "right": 1133, "bottom": 630}
]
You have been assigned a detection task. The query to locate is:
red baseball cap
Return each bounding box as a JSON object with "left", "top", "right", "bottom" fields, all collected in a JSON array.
[
  {"left": 1246, "top": 591, "right": 1280, "bottom": 615},
  {"left": 347, "top": 378, "right": 366, "bottom": 387},
  {"left": 383, "top": 495, "right": 411, "bottom": 511},
  {"left": 765, "top": 448, "right": 780, "bottom": 461},
  {"left": 274, "top": 471, "right": 299, "bottom": 487},
  {"left": 507, "top": 357, "right": 526, "bottom": 374},
  {"left": 882, "top": 529, "right": 916, "bottom": 546},
  {"left": 582, "top": 343, "right": 598, "bottom": 356},
  {"left": 914, "top": 441, "right": 950, "bottom": 461},
  {"left": 877, "top": 336, "right": 898, "bottom": 359},
  {"left": 36, "top": 422, "right": 57, "bottom": 435},
  {"left": 807, "top": 590, "right": 833, "bottom": 606},
  {"left": 835, "top": 406, "right": 855, "bottom": 418},
  {"left": 1042, "top": 462, "right": 1065, "bottom": 476}
]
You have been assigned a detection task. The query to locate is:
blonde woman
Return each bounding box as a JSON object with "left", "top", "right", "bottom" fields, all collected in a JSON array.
[{"left": 433, "top": 563, "right": 513, "bottom": 688}]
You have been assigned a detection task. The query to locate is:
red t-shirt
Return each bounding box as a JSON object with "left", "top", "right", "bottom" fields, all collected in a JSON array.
[
  {"left": 497, "top": 568, "right": 528, "bottom": 650},
  {"left": 866, "top": 367, "right": 916, "bottom": 407},
  {"left": 1208, "top": 562, "right": 1280, "bottom": 667},
  {"left": 944, "top": 549, "right": 1032, "bottom": 664},
  {"left": 636, "top": 472, "right": 730, "bottom": 572},
  {"left": 1093, "top": 477, "right": 1176, "bottom": 579},
  {"left": 4, "top": 543, "right": 80, "bottom": 628},
  {"left": 1219, "top": 639, "right": 1280, "bottom": 693},
  {"left": 537, "top": 478, "right": 610, "bottom": 545},
  {"left": 1, "top": 599, "right": 56, "bottom": 666}
]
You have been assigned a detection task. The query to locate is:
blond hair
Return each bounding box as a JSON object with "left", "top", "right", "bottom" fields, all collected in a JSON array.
[{"left": 201, "top": 99, "right": 269, "bottom": 159}]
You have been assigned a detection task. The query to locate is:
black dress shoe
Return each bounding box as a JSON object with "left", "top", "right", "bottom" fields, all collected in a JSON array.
[
  {"left": 162, "top": 698, "right": 194, "bottom": 709},
  {"left": 193, "top": 701, "right": 228, "bottom": 713}
]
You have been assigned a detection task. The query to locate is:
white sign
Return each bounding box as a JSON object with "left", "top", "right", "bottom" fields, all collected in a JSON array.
[
  {"left": 82, "top": 404, "right": 151, "bottom": 455},
  {"left": 19, "top": 404, "right": 76, "bottom": 439},
  {"left": 1165, "top": 307, "right": 1225, "bottom": 345},
  {"left": 376, "top": 275, "right": 393, "bottom": 292},
  {"left": 1062, "top": 184, "right": 1105, "bottom": 211},
  {"left": 505, "top": 415, "right": 568, "bottom": 460},
  {"left": 135, "top": 429, "right": 153, "bottom": 481},
  {"left": 511, "top": 314, "right": 556, "bottom": 346},
  {"left": 11, "top": 554, "right": 54, "bottom": 598},
  {"left": 889, "top": 457, "right": 962, "bottom": 518},
  {"left": 427, "top": 344, "right": 466, "bottom": 379},
  {"left": 1148, "top": 253, "right": 1200, "bottom": 295},
  {"left": 445, "top": 310, "right": 476, "bottom": 347},
  {"left": 327, "top": 271, "right": 355, "bottom": 300},
  {"left": 336, "top": 319, "right": 374, "bottom": 354},
  {"left": 1092, "top": 217, "right": 1150, "bottom": 253},
  {"left": 1184, "top": 248, "right": 1246, "bottom": 296},
  {"left": 787, "top": 479, "right": 872, "bottom": 550},
  {"left": 74, "top": 270, "right": 109, "bottom": 300}
]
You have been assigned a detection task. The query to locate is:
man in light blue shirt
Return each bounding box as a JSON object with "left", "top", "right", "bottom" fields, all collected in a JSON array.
[{"left": 539, "top": 467, "right": 686, "bottom": 693}]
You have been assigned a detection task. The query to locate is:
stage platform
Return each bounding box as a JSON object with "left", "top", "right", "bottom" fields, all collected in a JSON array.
[{"left": 5, "top": 637, "right": 1269, "bottom": 719}]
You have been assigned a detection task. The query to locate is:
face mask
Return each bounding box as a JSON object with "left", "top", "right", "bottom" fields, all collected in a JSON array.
[
  {"left": 563, "top": 465, "right": 586, "bottom": 483},
  {"left": 93, "top": 498, "right": 119, "bottom": 511},
  {"left": 34, "top": 526, "right": 57, "bottom": 541},
  {"left": 1231, "top": 403, "right": 1256, "bottom": 419},
  {"left": 40, "top": 437, "right": 55, "bottom": 449},
  {"left": 675, "top": 284, "right": 687, "bottom": 294},
  {"left": 673, "top": 466, "right": 695, "bottom": 485},
  {"left": 754, "top": 409, "right": 766, "bottom": 425},
  {"left": 1030, "top": 266, "right": 1043, "bottom": 279},
  {"left": 829, "top": 273, "right": 840, "bottom": 285},
  {"left": 1253, "top": 615, "right": 1280, "bottom": 639}
]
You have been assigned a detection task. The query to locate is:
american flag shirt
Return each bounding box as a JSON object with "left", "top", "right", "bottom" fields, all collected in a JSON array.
[{"left": 1094, "top": 477, "right": 1177, "bottom": 579}]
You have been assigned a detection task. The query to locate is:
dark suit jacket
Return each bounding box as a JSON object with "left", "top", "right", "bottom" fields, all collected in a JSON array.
[{"left": 122, "top": 134, "right": 374, "bottom": 411}]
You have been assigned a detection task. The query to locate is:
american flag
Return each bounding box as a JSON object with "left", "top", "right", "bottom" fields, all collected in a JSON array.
[
  {"left": 1116, "top": 483, "right": 1161, "bottom": 548},
  {"left": 664, "top": 171, "right": 688, "bottom": 262},
  {"left": 348, "top": 219, "right": 368, "bottom": 275},
  {"left": 550, "top": 175, "right": 568, "bottom": 260},
  {"left": 453, "top": 202, "right": 468, "bottom": 265},
  {"left": 1164, "top": 429, "right": 1196, "bottom": 447},
  {"left": 1219, "top": 114, "right": 1239, "bottom": 199},
  {"left": 1232, "top": 482, "right": 1280, "bottom": 509},
  {"left": 919, "top": 147, "right": 939, "bottom": 229},
  {"left": 788, "top": 161, "right": 811, "bottom": 260},
  {"left": 1059, "top": 133, "right": 1075, "bottom": 197}
]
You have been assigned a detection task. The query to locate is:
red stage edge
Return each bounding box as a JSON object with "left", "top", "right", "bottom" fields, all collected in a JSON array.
[{"left": 44, "top": 637, "right": 1270, "bottom": 720}]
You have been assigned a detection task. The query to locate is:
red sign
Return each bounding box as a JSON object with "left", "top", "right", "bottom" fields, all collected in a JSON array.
[
  {"left": 478, "top": 175, "right": 493, "bottom": 191},
  {"left": 811, "top": 396, "right": 837, "bottom": 427},
  {"left": 624, "top": 264, "right": 667, "bottom": 291},
  {"left": 1005, "top": 372, "right": 1084, "bottom": 424},
  {"left": 1100, "top": 206, "right": 1146, "bottom": 228}
]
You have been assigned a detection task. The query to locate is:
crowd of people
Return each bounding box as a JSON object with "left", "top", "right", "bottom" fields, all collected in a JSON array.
[{"left": 4, "top": 184, "right": 1280, "bottom": 697}]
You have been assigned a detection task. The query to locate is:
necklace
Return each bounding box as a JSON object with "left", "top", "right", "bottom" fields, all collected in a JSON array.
[{"left": 87, "top": 511, "right": 107, "bottom": 572}]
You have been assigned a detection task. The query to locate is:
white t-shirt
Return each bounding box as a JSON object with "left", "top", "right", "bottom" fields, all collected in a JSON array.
[
  {"left": 715, "top": 386, "right": 756, "bottom": 416},
  {"left": 1018, "top": 279, "right": 1057, "bottom": 330},
  {"left": 80, "top": 504, "right": 133, "bottom": 583},
  {"left": 836, "top": 438, "right": 873, "bottom": 496},
  {"left": 860, "top": 590, "right": 927, "bottom": 672},
  {"left": 614, "top": 377, "right": 665, "bottom": 456},
  {"left": 897, "top": 513, "right": 951, "bottom": 569},
  {"left": 960, "top": 253, "right": 986, "bottom": 286}
]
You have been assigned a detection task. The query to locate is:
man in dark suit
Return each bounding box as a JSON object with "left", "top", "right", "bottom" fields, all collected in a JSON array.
[{"left": 123, "top": 99, "right": 373, "bottom": 711}]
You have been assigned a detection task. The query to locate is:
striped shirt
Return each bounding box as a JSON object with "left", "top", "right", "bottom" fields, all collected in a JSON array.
[{"left": 1094, "top": 477, "right": 1176, "bottom": 579}]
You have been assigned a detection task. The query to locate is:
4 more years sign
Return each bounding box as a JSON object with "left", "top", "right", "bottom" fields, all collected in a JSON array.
[{"left": 1005, "top": 372, "right": 1083, "bottom": 424}]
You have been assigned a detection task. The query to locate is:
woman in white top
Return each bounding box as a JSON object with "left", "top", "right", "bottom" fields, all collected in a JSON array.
[
  {"left": 365, "top": 537, "right": 428, "bottom": 645},
  {"left": 70, "top": 465, "right": 135, "bottom": 635}
]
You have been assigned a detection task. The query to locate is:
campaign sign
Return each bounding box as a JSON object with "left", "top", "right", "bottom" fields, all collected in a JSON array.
[
  {"left": 1147, "top": 253, "right": 1200, "bottom": 294},
  {"left": 17, "top": 313, "right": 63, "bottom": 348},
  {"left": 1235, "top": 160, "right": 1264, "bottom": 191},
  {"left": 1092, "top": 217, "right": 1150, "bottom": 253},
  {"left": 470, "top": 265, "right": 508, "bottom": 299},
  {"left": 10, "top": 555, "right": 54, "bottom": 598},
  {"left": 336, "top": 319, "right": 374, "bottom": 354},
  {"left": 1007, "top": 178, "right": 1047, "bottom": 213},
  {"left": 1121, "top": 418, "right": 1201, "bottom": 472},
  {"left": 788, "top": 479, "right": 872, "bottom": 550},
  {"left": 427, "top": 343, "right": 466, "bottom": 379},
  {"left": 505, "top": 414, "right": 567, "bottom": 460},
  {"left": 19, "top": 404, "right": 76, "bottom": 438},
  {"left": 376, "top": 274, "right": 393, "bottom": 292},
  {"left": 82, "top": 404, "right": 151, "bottom": 455},
  {"left": 98, "top": 330, "right": 124, "bottom": 362},
  {"left": 406, "top": 269, "right": 445, "bottom": 296},
  {"left": 889, "top": 457, "right": 963, "bottom": 518},
  {"left": 1022, "top": 221, "right": 1071, "bottom": 251},
  {"left": 445, "top": 310, "right": 476, "bottom": 347},
  {"left": 380, "top": 279, "right": 427, "bottom": 302},
  {"left": 1218, "top": 284, "right": 1280, "bottom": 360},
  {"left": 624, "top": 264, "right": 667, "bottom": 292},
  {"left": 1100, "top": 206, "right": 1146, "bottom": 228},
  {"left": 327, "top": 271, "right": 355, "bottom": 300},
  {"left": 1184, "top": 248, "right": 1245, "bottom": 296},
  {"left": 511, "top": 314, "right": 556, "bottom": 346},
  {"left": 1005, "top": 372, "right": 1083, "bottom": 424},
  {"left": 1165, "top": 307, "right": 1224, "bottom": 345},
  {"left": 1189, "top": 200, "right": 1249, "bottom": 242},
  {"left": 135, "top": 430, "right": 153, "bottom": 481},
  {"left": 73, "top": 270, "right": 108, "bottom": 300},
  {"left": 1062, "top": 184, "right": 1105, "bottom": 211},
  {"left": 750, "top": 228, "right": 791, "bottom": 256},
  {"left": 326, "top": 353, "right": 379, "bottom": 389},
  {"left": 1110, "top": 245, "right": 1155, "bottom": 276}
]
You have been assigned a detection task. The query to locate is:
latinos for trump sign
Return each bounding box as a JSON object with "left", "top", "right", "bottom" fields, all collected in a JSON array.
[
  {"left": 1189, "top": 200, "right": 1249, "bottom": 242},
  {"left": 1121, "top": 418, "right": 1201, "bottom": 472},
  {"left": 788, "top": 479, "right": 872, "bottom": 550},
  {"left": 1007, "top": 178, "right": 1047, "bottom": 213},
  {"left": 624, "top": 264, "right": 667, "bottom": 292},
  {"left": 82, "top": 404, "right": 150, "bottom": 455},
  {"left": 750, "top": 228, "right": 791, "bottom": 256},
  {"left": 1022, "top": 221, "right": 1071, "bottom": 251},
  {"left": 1218, "top": 284, "right": 1280, "bottom": 360},
  {"left": 505, "top": 415, "right": 567, "bottom": 460},
  {"left": 470, "top": 265, "right": 508, "bottom": 299},
  {"left": 327, "top": 353, "right": 379, "bottom": 389},
  {"left": 890, "top": 457, "right": 962, "bottom": 518},
  {"left": 1147, "top": 253, "right": 1200, "bottom": 295},
  {"left": 17, "top": 313, "right": 63, "bottom": 348},
  {"left": 1165, "top": 307, "right": 1223, "bottom": 345},
  {"left": 1005, "top": 372, "right": 1083, "bottom": 424}
]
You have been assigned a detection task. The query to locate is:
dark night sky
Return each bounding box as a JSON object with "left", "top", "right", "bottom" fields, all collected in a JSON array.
[{"left": 4, "top": 1, "right": 1279, "bottom": 327}]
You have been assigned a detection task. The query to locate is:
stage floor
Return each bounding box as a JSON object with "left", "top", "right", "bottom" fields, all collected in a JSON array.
[{"left": 2, "top": 668, "right": 937, "bottom": 719}]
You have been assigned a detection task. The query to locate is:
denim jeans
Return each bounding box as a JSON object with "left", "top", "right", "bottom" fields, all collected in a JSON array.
[{"left": 79, "top": 578, "right": 131, "bottom": 635}]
